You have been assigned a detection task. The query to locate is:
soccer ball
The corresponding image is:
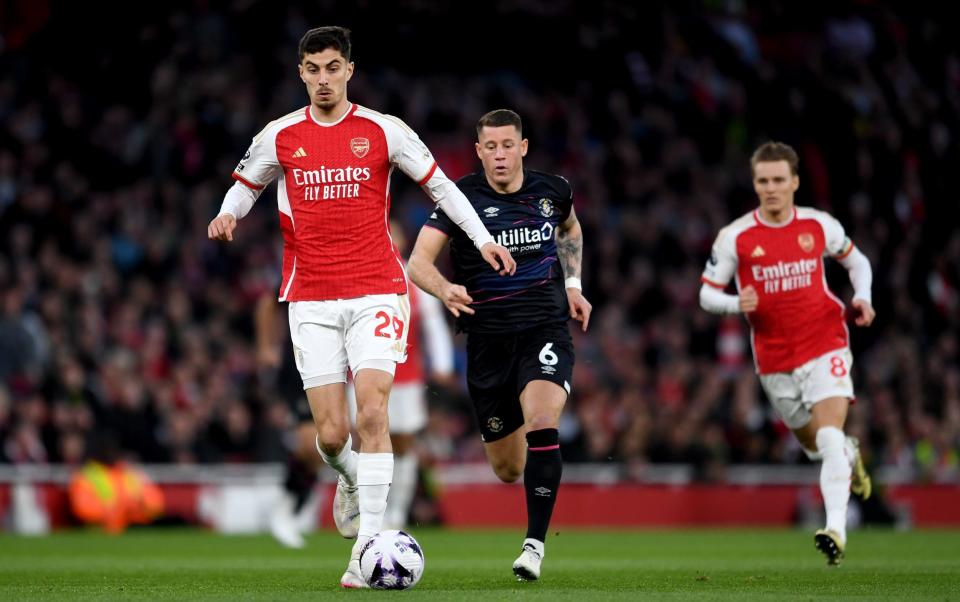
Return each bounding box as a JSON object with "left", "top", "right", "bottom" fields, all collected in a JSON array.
[{"left": 359, "top": 529, "right": 424, "bottom": 590}]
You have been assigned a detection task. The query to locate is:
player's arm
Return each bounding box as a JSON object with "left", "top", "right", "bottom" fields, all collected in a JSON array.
[
  {"left": 407, "top": 227, "right": 475, "bottom": 317},
  {"left": 421, "top": 172, "right": 515, "bottom": 276},
  {"left": 384, "top": 116, "right": 515, "bottom": 275},
  {"left": 208, "top": 183, "right": 261, "bottom": 241},
  {"left": 208, "top": 124, "right": 281, "bottom": 242},
  {"left": 835, "top": 242, "right": 875, "bottom": 327},
  {"left": 557, "top": 207, "right": 592, "bottom": 331},
  {"left": 699, "top": 232, "right": 755, "bottom": 314}
]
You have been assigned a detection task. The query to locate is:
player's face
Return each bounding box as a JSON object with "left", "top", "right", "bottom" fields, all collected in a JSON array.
[
  {"left": 476, "top": 125, "right": 528, "bottom": 193},
  {"left": 299, "top": 49, "right": 354, "bottom": 113},
  {"left": 753, "top": 160, "right": 799, "bottom": 219}
]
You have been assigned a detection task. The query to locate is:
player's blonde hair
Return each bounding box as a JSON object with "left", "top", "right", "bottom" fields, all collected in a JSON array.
[{"left": 750, "top": 141, "right": 799, "bottom": 176}]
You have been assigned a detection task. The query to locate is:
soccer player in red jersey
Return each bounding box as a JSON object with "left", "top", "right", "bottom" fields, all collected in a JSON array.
[
  {"left": 700, "top": 142, "right": 875, "bottom": 566},
  {"left": 207, "top": 26, "right": 514, "bottom": 588}
]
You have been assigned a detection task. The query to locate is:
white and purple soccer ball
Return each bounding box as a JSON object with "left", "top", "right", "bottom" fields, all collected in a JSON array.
[{"left": 359, "top": 529, "right": 425, "bottom": 590}]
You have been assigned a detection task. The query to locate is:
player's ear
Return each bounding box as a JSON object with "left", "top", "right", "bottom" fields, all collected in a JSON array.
[
  {"left": 520, "top": 138, "right": 529, "bottom": 157},
  {"left": 298, "top": 63, "right": 305, "bottom": 82},
  {"left": 475, "top": 142, "right": 482, "bottom": 159},
  {"left": 345, "top": 61, "right": 355, "bottom": 82},
  {"left": 791, "top": 174, "right": 800, "bottom": 192}
]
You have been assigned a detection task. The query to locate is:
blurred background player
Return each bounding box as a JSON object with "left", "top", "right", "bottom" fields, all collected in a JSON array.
[
  {"left": 409, "top": 109, "right": 591, "bottom": 581},
  {"left": 348, "top": 222, "right": 456, "bottom": 531},
  {"left": 699, "top": 141, "right": 875, "bottom": 566},
  {"left": 206, "top": 26, "right": 514, "bottom": 587}
]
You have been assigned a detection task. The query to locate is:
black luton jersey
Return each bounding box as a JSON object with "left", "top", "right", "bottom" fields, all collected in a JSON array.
[{"left": 426, "top": 169, "right": 573, "bottom": 334}]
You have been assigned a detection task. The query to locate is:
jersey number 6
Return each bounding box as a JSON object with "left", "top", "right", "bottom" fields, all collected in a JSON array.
[{"left": 539, "top": 343, "right": 559, "bottom": 366}]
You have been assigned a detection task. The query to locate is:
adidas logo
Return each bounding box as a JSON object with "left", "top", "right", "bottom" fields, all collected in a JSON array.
[
  {"left": 292, "top": 147, "right": 307, "bottom": 158},
  {"left": 751, "top": 245, "right": 766, "bottom": 258}
]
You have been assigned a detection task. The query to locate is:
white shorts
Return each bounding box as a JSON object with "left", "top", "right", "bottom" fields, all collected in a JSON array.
[
  {"left": 288, "top": 294, "right": 410, "bottom": 390},
  {"left": 347, "top": 382, "right": 427, "bottom": 434},
  {"left": 759, "top": 347, "right": 854, "bottom": 430}
]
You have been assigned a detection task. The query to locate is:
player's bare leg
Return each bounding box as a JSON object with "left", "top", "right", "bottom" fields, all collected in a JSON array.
[
  {"left": 307, "top": 383, "right": 361, "bottom": 542},
  {"left": 510, "top": 380, "right": 566, "bottom": 581},
  {"left": 794, "top": 396, "right": 855, "bottom": 565},
  {"left": 340, "top": 367, "right": 394, "bottom": 588}
]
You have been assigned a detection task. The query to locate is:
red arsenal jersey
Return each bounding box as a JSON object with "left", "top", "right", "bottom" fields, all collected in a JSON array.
[
  {"left": 701, "top": 207, "right": 856, "bottom": 374},
  {"left": 232, "top": 104, "right": 440, "bottom": 301}
]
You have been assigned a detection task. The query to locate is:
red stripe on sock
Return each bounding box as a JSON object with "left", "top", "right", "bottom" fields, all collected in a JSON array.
[{"left": 529, "top": 444, "right": 560, "bottom": 451}]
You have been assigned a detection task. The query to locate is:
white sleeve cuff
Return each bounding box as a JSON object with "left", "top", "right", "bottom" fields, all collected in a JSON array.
[
  {"left": 218, "top": 181, "right": 261, "bottom": 220},
  {"left": 699, "top": 284, "right": 740, "bottom": 315},
  {"left": 837, "top": 246, "right": 873, "bottom": 305}
]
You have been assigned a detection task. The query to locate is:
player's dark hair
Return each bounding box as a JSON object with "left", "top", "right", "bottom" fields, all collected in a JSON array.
[
  {"left": 299, "top": 26, "right": 352, "bottom": 62},
  {"left": 476, "top": 109, "right": 522, "bottom": 137},
  {"left": 751, "top": 141, "right": 799, "bottom": 176}
]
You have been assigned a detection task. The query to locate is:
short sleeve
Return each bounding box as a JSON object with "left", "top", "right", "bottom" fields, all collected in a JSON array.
[
  {"left": 232, "top": 125, "right": 282, "bottom": 190},
  {"left": 819, "top": 212, "right": 853, "bottom": 258},
  {"left": 701, "top": 229, "right": 738, "bottom": 288},
  {"left": 557, "top": 175, "right": 574, "bottom": 223}
]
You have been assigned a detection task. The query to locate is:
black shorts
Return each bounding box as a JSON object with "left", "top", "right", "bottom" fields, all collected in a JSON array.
[{"left": 466, "top": 322, "right": 574, "bottom": 442}]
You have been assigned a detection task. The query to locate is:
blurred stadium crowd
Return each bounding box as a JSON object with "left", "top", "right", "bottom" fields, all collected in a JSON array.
[{"left": 1, "top": 2, "right": 957, "bottom": 481}]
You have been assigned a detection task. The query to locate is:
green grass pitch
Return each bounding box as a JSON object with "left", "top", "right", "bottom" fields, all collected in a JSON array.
[{"left": 1, "top": 528, "right": 958, "bottom": 600}]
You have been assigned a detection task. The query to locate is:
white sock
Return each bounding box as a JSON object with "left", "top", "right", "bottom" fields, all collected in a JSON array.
[
  {"left": 317, "top": 434, "right": 358, "bottom": 487},
  {"left": 816, "top": 427, "right": 851, "bottom": 543},
  {"left": 357, "top": 452, "right": 393, "bottom": 539},
  {"left": 801, "top": 446, "right": 822, "bottom": 461},
  {"left": 523, "top": 537, "right": 545, "bottom": 558},
  {"left": 384, "top": 453, "right": 417, "bottom": 529}
]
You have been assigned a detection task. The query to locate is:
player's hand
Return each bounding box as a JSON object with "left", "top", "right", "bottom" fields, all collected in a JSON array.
[
  {"left": 850, "top": 298, "right": 875, "bottom": 327},
  {"left": 567, "top": 288, "right": 592, "bottom": 332},
  {"left": 480, "top": 242, "right": 516, "bottom": 276},
  {"left": 207, "top": 213, "right": 237, "bottom": 242},
  {"left": 440, "top": 283, "right": 475, "bottom": 317},
  {"left": 739, "top": 285, "right": 758, "bottom": 313}
]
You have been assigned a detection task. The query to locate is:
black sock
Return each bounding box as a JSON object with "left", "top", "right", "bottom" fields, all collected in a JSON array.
[
  {"left": 283, "top": 455, "right": 318, "bottom": 512},
  {"left": 524, "top": 428, "right": 562, "bottom": 543}
]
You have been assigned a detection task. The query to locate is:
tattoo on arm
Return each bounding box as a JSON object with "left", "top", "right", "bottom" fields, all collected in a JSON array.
[{"left": 557, "top": 224, "right": 582, "bottom": 279}]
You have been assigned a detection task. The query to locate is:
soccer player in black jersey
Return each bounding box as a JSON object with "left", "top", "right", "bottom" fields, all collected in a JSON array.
[{"left": 408, "top": 109, "right": 591, "bottom": 581}]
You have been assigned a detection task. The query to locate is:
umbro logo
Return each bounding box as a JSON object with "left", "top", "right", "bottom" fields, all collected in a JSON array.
[
  {"left": 483, "top": 207, "right": 499, "bottom": 217},
  {"left": 292, "top": 147, "right": 307, "bottom": 158},
  {"left": 751, "top": 245, "right": 766, "bottom": 258},
  {"left": 534, "top": 486, "right": 552, "bottom": 497}
]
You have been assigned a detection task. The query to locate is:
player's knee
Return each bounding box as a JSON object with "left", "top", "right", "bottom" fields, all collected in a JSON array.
[
  {"left": 315, "top": 421, "right": 350, "bottom": 455},
  {"left": 525, "top": 413, "right": 559, "bottom": 433},
  {"left": 355, "top": 404, "right": 389, "bottom": 438},
  {"left": 492, "top": 460, "right": 523, "bottom": 483}
]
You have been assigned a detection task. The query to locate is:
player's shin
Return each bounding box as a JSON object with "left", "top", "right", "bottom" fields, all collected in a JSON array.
[
  {"left": 523, "top": 428, "right": 562, "bottom": 546},
  {"left": 357, "top": 452, "right": 393, "bottom": 541},
  {"left": 816, "top": 426, "right": 851, "bottom": 542}
]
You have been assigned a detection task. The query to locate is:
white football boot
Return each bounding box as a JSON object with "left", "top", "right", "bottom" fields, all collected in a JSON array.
[
  {"left": 333, "top": 477, "right": 360, "bottom": 539},
  {"left": 340, "top": 538, "right": 369, "bottom": 589},
  {"left": 512, "top": 543, "right": 543, "bottom": 581}
]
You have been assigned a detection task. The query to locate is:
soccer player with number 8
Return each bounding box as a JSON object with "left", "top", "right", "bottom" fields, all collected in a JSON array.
[{"left": 699, "top": 141, "right": 876, "bottom": 566}]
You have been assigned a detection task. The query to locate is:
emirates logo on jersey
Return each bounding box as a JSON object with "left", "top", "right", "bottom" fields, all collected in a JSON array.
[
  {"left": 350, "top": 137, "right": 370, "bottom": 158},
  {"left": 798, "top": 233, "right": 815, "bottom": 253}
]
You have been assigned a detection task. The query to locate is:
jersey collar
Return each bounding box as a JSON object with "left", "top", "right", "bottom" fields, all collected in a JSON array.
[
  {"left": 306, "top": 102, "right": 355, "bottom": 127},
  {"left": 754, "top": 206, "right": 796, "bottom": 228}
]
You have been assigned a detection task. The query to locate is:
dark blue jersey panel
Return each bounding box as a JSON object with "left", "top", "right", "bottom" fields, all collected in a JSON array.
[{"left": 426, "top": 169, "right": 573, "bottom": 334}]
